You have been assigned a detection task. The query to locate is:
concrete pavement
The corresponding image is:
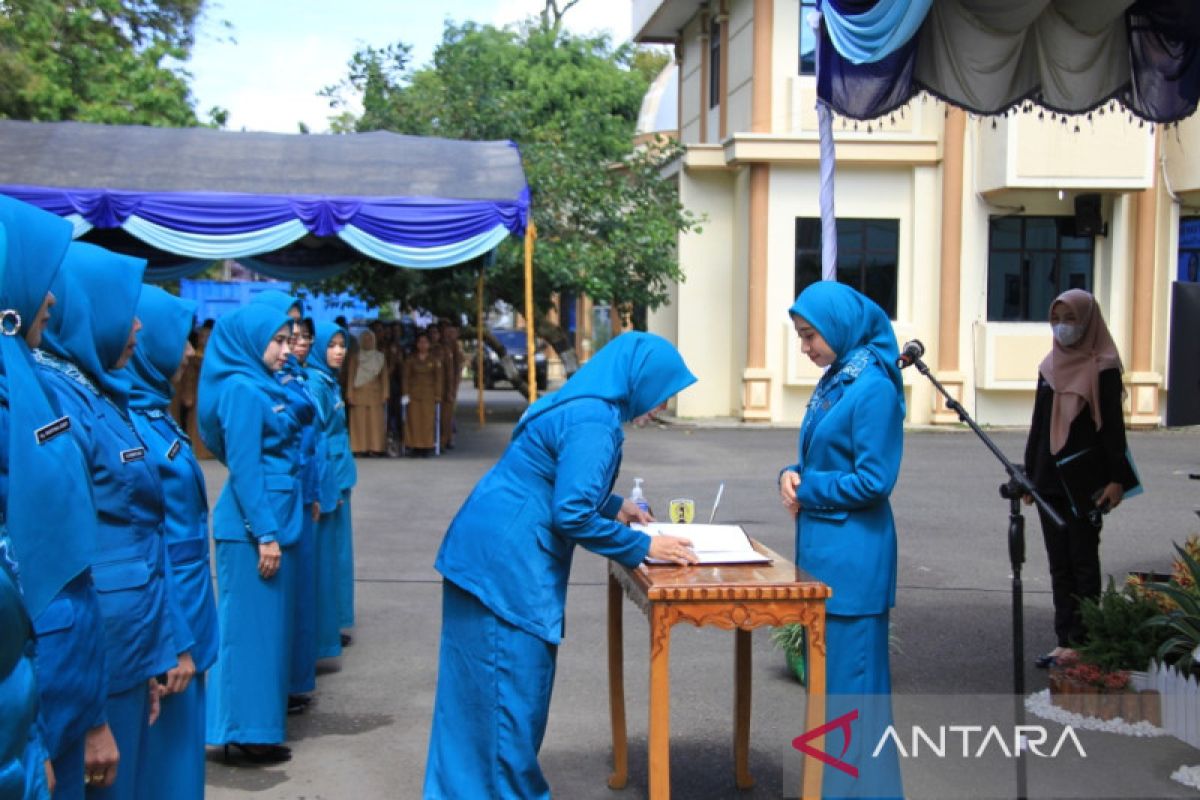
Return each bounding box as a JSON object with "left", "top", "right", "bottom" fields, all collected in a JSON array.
[{"left": 202, "top": 388, "right": 1200, "bottom": 798}]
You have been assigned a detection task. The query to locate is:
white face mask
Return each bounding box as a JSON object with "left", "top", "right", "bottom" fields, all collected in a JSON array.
[{"left": 1052, "top": 323, "right": 1084, "bottom": 347}]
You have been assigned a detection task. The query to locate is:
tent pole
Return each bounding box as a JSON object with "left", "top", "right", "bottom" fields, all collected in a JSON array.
[
  {"left": 812, "top": 10, "right": 838, "bottom": 280},
  {"left": 524, "top": 221, "right": 538, "bottom": 403},
  {"left": 477, "top": 263, "right": 486, "bottom": 427}
]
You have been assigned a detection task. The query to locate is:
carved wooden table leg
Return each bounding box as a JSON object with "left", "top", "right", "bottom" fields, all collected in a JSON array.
[
  {"left": 734, "top": 627, "right": 754, "bottom": 788},
  {"left": 648, "top": 604, "right": 672, "bottom": 799},
  {"left": 801, "top": 609, "right": 827, "bottom": 800},
  {"left": 608, "top": 570, "right": 628, "bottom": 790}
]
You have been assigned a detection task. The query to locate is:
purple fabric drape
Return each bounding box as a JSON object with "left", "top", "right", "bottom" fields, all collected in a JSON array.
[{"left": 0, "top": 185, "right": 529, "bottom": 247}]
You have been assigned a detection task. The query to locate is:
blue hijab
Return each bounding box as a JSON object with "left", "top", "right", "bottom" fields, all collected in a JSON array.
[
  {"left": 513, "top": 331, "right": 696, "bottom": 437},
  {"left": 125, "top": 285, "right": 196, "bottom": 411},
  {"left": 197, "top": 303, "right": 292, "bottom": 463},
  {"left": 790, "top": 282, "right": 903, "bottom": 395},
  {"left": 41, "top": 242, "right": 145, "bottom": 407},
  {"left": 308, "top": 321, "right": 347, "bottom": 379},
  {"left": 0, "top": 197, "right": 97, "bottom": 619},
  {"left": 251, "top": 289, "right": 303, "bottom": 317}
]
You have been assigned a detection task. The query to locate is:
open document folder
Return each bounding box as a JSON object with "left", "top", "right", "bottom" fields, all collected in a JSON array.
[{"left": 634, "top": 523, "right": 772, "bottom": 565}]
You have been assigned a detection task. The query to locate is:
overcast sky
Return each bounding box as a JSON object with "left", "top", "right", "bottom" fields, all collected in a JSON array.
[{"left": 188, "top": 0, "right": 634, "bottom": 133}]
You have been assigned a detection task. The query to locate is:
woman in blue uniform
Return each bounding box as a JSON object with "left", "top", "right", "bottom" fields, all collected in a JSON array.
[
  {"left": 778, "top": 281, "right": 904, "bottom": 799},
  {"left": 124, "top": 285, "right": 217, "bottom": 800},
  {"left": 305, "top": 322, "right": 356, "bottom": 661},
  {"left": 250, "top": 292, "right": 320, "bottom": 707},
  {"left": 0, "top": 199, "right": 111, "bottom": 800},
  {"left": 424, "top": 332, "right": 698, "bottom": 799},
  {"left": 201, "top": 303, "right": 300, "bottom": 763},
  {"left": 37, "top": 242, "right": 186, "bottom": 799}
]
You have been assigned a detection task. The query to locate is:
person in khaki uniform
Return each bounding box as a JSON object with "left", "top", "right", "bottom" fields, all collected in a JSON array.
[
  {"left": 438, "top": 320, "right": 466, "bottom": 450},
  {"left": 347, "top": 330, "right": 389, "bottom": 456},
  {"left": 402, "top": 330, "right": 443, "bottom": 456}
]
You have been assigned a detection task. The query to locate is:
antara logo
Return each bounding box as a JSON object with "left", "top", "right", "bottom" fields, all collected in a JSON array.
[{"left": 792, "top": 709, "right": 1087, "bottom": 776}]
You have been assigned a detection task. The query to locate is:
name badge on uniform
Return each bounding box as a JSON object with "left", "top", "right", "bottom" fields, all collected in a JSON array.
[
  {"left": 120, "top": 447, "right": 146, "bottom": 463},
  {"left": 272, "top": 404, "right": 286, "bottom": 414},
  {"left": 34, "top": 416, "right": 71, "bottom": 445},
  {"left": 166, "top": 440, "right": 182, "bottom": 461}
]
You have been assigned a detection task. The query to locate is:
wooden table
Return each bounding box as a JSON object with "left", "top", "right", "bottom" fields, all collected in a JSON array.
[{"left": 606, "top": 540, "right": 831, "bottom": 799}]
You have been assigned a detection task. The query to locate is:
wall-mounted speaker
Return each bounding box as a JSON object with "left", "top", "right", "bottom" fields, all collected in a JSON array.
[{"left": 1074, "top": 193, "right": 1106, "bottom": 237}]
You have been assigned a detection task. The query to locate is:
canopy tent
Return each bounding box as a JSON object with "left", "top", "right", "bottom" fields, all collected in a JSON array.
[
  {"left": 807, "top": 0, "right": 1200, "bottom": 278},
  {"left": 0, "top": 119, "right": 530, "bottom": 280},
  {"left": 0, "top": 119, "right": 544, "bottom": 403}
]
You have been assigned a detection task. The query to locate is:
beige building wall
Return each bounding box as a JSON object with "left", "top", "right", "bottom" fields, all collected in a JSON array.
[{"left": 636, "top": 0, "right": 1189, "bottom": 427}]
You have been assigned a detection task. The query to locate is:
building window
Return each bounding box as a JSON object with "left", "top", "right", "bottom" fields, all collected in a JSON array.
[
  {"left": 986, "top": 216, "right": 1094, "bottom": 321},
  {"left": 799, "top": 0, "right": 818, "bottom": 76},
  {"left": 708, "top": 16, "right": 721, "bottom": 108},
  {"left": 795, "top": 218, "right": 899, "bottom": 319},
  {"left": 1180, "top": 217, "right": 1200, "bottom": 282}
]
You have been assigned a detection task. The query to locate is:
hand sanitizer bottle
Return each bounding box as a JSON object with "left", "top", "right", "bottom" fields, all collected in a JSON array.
[{"left": 630, "top": 478, "right": 650, "bottom": 515}]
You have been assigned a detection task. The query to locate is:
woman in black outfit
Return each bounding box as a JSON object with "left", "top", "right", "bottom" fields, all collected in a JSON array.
[{"left": 1023, "top": 289, "right": 1139, "bottom": 668}]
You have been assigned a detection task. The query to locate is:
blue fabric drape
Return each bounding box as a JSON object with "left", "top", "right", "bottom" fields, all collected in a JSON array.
[
  {"left": 0, "top": 184, "right": 530, "bottom": 271},
  {"left": 816, "top": 0, "right": 1200, "bottom": 122},
  {"left": 338, "top": 222, "right": 512, "bottom": 269},
  {"left": 123, "top": 217, "right": 308, "bottom": 260},
  {"left": 822, "top": 0, "right": 932, "bottom": 65}
]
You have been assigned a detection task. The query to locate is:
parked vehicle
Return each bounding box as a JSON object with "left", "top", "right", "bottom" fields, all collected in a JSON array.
[{"left": 467, "top": 328, "right": 548, "bottom": 390}]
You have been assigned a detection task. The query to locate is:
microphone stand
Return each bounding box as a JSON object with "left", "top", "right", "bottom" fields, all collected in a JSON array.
[{"left": 907, "top": 352, "right": 1065, "bottom": 800}]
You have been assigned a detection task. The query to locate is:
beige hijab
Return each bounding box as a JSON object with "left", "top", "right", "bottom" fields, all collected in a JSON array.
[
  {"left": 1038, "top": 289, "right": 1123, "bottom": 454},
  {"left": 354, "top": 330, "right": 386, "bottom": 388}
]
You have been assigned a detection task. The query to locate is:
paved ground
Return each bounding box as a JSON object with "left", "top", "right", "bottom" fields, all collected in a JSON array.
[{"left": 201, "top": 386, "right": 1200, "bottom": 799}]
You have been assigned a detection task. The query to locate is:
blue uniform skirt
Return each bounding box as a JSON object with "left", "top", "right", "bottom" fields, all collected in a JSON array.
[
  {"left": 140, "top": 673, "right": 205, "bottom": 800},
  {"left": 290, "top": 512, "right": 318, "bottom": 694},
  {"left": 87, "top": 683, "right": 148, "bottom": 800},
  {"left": 335, "top": 493, "right": 355, "bottom": 630},
  {"left": 206, "top": 540, "right": 295, "bottom": 745},
  {"left": 423, "top": 580, "right": 557, "bottom": 800},
  {"left": 822, "top": 612, "right": 903, "bottom": 800},
  {"left": 314, "top": 501, "right": 344, "bottom": 660}
]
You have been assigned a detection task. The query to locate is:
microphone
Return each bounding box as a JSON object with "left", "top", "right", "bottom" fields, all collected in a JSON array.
[{"left": 896, "top": 339, "right": 925, "bottom": 369}]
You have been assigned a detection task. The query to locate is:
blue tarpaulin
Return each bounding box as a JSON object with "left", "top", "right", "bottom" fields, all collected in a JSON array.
[{"left": 0, "top": 120, "right": 530, "bottom": 279}]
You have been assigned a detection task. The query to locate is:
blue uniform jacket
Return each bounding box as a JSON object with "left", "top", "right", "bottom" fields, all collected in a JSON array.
[
  {"left": 279, "top": 363, "right": 321, "bottom": 506},
  {"left": 305, "top": 369, "right": 356, "bottom": 511},
  {"left": 131, "top": 409, "right": 219, "bottom": 673},
  {"left": 784, "top": 360, "right": 902, "bottom": 616},
  {"left": 211, "top": 376, "right": 302, "bottom": 546},
  {"left": 36, "top": 352, "right": 183, "bottom": 694},
  {"left": 0, "top": 541, "right": 41, "bottom": 798},
  {"left": 435, "top": 397, "right": 649, "bottom": 644},
  {"left": 0, "top": 399, "right": 107, "bottom": 759}
]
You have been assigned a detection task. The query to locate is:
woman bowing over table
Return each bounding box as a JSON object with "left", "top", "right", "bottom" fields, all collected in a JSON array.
[
  {"left": 200, "top": 303, "right": 301, "bottom": 764},
  {"left": 36, "top": 243, "right": 188, "bottom": 799},
  {"left": 424, "top": 332, "right": 699, "bottom": 799},
  {"left": 123, "top": 286, "right": 217, "bottom": 800}
]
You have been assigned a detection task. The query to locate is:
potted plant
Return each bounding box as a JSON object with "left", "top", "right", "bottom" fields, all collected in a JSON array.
[
  {"left": 770, "top": 624, "right": 807, "bottom": 685},
  {"left": 1145, "top": 541, "right": 1200, "bottom": 677},
  {"left": 1048, "top": 578, "right": 1168, "bottom": 721}
]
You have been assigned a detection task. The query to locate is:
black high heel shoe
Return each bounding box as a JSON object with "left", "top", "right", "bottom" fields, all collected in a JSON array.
[
  {"left": 287, "top": 694, "right": 313, "bottom": 715},
  {"left": 224, "top": 742, "right": 292, "bottom": 764}
]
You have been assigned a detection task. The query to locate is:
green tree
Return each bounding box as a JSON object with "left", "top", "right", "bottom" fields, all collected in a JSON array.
[
  {"left": 0, "top": 0, "right": 206, "bottom": 125},
  {"left": 315, "top": 20, "right": 698, "bottom": 378}
]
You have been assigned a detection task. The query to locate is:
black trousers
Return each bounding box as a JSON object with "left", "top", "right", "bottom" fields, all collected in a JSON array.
[{"left": 1037, "top": 494, "right": 1102, "bottom": 648}]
